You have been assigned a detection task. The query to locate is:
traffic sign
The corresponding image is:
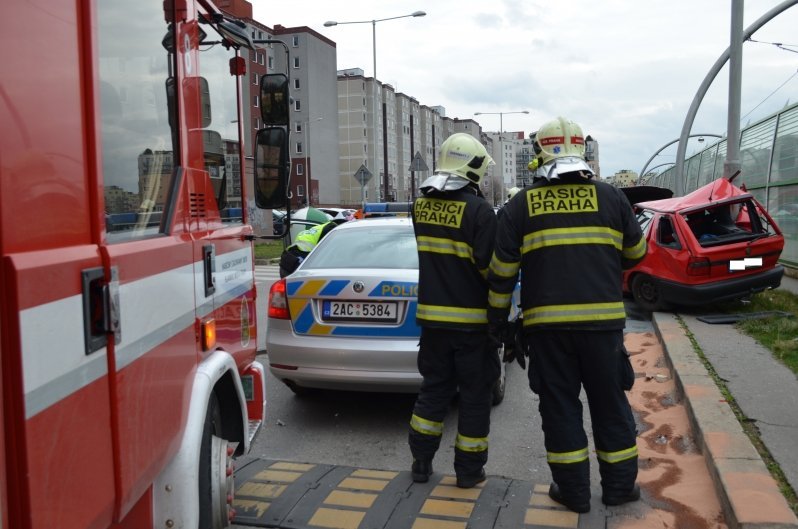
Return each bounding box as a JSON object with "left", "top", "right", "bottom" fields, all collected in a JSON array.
[
  {"left": 410, "top": 151, "right": 429, "bottom": 172},
  {"left": 353, "top": 164, "right": 373, "bottom": 185}
]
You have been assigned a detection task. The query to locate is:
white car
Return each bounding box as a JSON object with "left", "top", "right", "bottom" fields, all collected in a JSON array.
[
  {"left": 318, "top": 207, "right": 356, "bottom": 220},
  {"left": 265, "top": 217, "right": 513, "bottom": 403}
]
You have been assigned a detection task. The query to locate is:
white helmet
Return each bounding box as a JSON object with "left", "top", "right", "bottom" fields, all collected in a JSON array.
[
  {"left": 420, "top": 133, "right": 494, "bottom": 192},
  {"left": 507, "top": 187, "right": 521, "bottom": 200},
  {"left": 533, "top": 117, "right": 594, "bottom": 180}
]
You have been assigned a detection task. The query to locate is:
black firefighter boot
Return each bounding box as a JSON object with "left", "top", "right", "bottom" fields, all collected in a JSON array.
[{"left": 411, "top": 459, "right": 433, "bottom": 483}]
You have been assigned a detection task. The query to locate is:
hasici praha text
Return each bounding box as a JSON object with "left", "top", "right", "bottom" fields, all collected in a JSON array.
[
  {"left": 413, "top": 198, "right": 466, "bottom": 228},
  {"left": 527, "top": 184, "right": 598, "bottom": 216}
]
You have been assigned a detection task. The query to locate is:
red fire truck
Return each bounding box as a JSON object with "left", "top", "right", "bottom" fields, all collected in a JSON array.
[{"left": 0, "top": 0, "right": 292, "bottom": 527}]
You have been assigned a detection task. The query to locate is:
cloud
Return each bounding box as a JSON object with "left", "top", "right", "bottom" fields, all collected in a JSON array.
[{"left": 252, "top": 0, "right": 798, "bottom": 177}]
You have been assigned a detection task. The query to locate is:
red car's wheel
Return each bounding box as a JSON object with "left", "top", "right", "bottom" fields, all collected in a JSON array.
[{"left": 631, "top": 274, "right": 667, "bottom": 312}]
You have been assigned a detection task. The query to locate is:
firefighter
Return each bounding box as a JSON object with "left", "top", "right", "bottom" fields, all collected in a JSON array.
[
  {"left": 505, "top": 186, "right": 521, "bottom": 205},
  {"left": 487, "top": 117, "right": 647, "bottom": 512},
  {"left": 408, "top": 132, "right": 500, "bottom": 488},
  {"left": 278, "top": 220, "right": 337, "bottom": 277}
]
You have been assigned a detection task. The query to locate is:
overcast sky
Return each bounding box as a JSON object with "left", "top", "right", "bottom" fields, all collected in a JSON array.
[{"left": 252, "top": 1, "right": 798, "bottom": 178}]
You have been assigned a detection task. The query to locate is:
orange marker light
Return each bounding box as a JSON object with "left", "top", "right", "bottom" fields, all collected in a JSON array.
[{"left": 202, "top": 319, "right": 217, "bottom": 351}]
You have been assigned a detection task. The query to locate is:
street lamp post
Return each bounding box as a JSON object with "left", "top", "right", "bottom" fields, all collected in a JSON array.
[
  {"left": 303, "top": 117, "right": 323, "bottom": 207},
  {"left": 473, "top": 110, "right": 529, "bottom": 203},
  {"left": 638, "top": 133, "right": 723, "bottom": 184},
  {"left": 324, "top": 11, "right": 426, "bottom": 202}
]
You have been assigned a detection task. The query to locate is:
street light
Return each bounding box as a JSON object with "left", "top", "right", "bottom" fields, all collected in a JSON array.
[
  {"left": 324, "top": 11, "right": 426, "bottom": 202},
  {"left": 303, "top": 116, "right": 323, "bottom": 207},
  {"left": 638, "top": 133, "right": 723, "bottom": 184},
  {"left": 473, "top": 110, "right": 529, "bottom": 203},
  {"left": 473, "top": 110, "right": 530, "bottom": 141}
]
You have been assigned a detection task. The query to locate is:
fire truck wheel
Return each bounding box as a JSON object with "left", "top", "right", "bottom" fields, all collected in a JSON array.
[{"left": 199, "top": 393, "right": 235, "bottom": 529}]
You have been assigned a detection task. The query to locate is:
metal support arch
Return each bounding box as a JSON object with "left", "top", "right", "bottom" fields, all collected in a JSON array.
[
  {"left": 673, "top": 0, "right": 798, "bottom": 195},
  {"left": 639, "top": 134, "right": 723, "bottom": 180}
]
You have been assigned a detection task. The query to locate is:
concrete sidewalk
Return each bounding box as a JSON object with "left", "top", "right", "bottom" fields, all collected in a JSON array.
[{"left": 652, "top": 275, "right": 798, "bottom": 529}]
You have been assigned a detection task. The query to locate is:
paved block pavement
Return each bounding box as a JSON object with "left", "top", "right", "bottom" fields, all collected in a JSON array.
[{"left": 654, "top": 274, "right": 798, "bottom": 529}]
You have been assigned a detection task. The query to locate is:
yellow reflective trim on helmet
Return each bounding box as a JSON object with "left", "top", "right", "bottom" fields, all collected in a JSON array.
[
  {"left": 488, "top": 290, "right": 512, "bottom": 310},
  {"left": 455, "top": 433, "right": 488, "bottom": 453},
  {"left": 623, "top": 237, "right": 647, "bottom": 260},
  {"left": 417, "top": 236, "right": 474, "bottom": 261},
  {"left": 597, "top": 445, "right": 638, "bottom": 464},
  {"left": 547, "top": 447, "right": 589, "bottom": 464},
  {"left": 410, "top": 414, "right": 443, "bottom": 437},
  {"left": 489, "top": 255, "right": 520, "bottom": 278},
  {"left": 522, "top": 227, "right": 622, "bottom": 254},
  {"left": 522, "top": 302, "right": 626, "bottom": 326},
  {"left": 416, "top": 304, "right": 488, "bottom": 324}
]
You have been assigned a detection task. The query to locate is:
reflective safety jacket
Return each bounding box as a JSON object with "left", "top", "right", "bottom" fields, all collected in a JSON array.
[
  {"left": 289, "top": 221, "right": 336, "bottom": 253},
  {"left": 412, "top": 187, "right": 497, "bottom": 330},
  {"left": 487, "top": 175, "right": 646, "bottom": 330}
]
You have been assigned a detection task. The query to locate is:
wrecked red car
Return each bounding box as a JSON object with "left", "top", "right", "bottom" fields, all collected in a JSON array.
[{"left": 622, "top": 178, "right": 785, "bottom": 311}]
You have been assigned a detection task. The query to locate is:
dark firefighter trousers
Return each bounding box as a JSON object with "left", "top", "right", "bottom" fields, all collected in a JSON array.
[
  {"left": 527, "top": 329, "right": 638, "bottom": 503},
  {"left": 408, "top": 327, "right": 500, "bottom": 477}
]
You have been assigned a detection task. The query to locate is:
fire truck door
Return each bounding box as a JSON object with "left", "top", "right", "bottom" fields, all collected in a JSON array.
[
  {"left": 96, "top": 0, "right": 198, "bottom": 517},
  {"left": 0, "top": 2, "right": 118, "bottom": 528}
]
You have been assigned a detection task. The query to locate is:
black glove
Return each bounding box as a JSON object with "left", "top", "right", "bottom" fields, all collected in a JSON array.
[
  {"left": 503, "top": 318, "right": 527, "bottom": 369},
  {"left": 487, "top": 322, "right": 506, "bottom": 351}
]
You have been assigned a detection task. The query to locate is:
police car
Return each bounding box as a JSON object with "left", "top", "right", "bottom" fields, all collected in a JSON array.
[{"left": 265, "top": 216, "right": 512, "bottom": 404}]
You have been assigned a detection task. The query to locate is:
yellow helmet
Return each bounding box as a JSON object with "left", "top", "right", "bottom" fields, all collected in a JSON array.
[
  {"left": 534, "top": 117, "right": 586, "bottom": 165},
  {"left": 436, "top": 133, "right": 493, "bottom": 186}
]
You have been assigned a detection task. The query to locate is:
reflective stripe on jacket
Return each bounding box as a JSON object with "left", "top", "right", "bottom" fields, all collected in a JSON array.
[
  {"left": 290, "top": 221, "right": 335, "bottom": 253},
  {"left": 412, "top": 188, "right": 497, "bottom": 330},
  {"left": 487, "top": 176, "right": 646, "bottom": 330}
]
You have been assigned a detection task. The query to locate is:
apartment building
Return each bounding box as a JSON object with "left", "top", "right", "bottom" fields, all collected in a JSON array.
[
  {"left": 611, "top": 169, "right": 639, "bottom": 187},
  {"left": 223, "top": 0, "right": 600, "bottom": 211},
  {"left": 271, "top": 25, "right": 338, "bottom": 209}
]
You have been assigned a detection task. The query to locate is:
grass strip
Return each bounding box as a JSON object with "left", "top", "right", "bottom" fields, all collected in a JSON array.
[{"left": 676, "top": 314, "right": 798, "bottom": 514}]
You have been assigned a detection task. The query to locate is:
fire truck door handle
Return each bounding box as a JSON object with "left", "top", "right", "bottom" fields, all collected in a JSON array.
[
  {"left": 203, "top": 244, "right": 216, "bottom": 296},
  {"left": 81, "top": 266, "right": 121, "bottom": 355}
]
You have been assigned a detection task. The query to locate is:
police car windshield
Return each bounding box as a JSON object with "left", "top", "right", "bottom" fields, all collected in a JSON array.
[{"left": 301, "top": 225, "right": 419, "bottom": 270}]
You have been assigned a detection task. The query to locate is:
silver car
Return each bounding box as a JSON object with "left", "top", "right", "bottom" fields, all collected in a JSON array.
[{"left": 265, "top": 217, "right": 510, "bottom": 404}]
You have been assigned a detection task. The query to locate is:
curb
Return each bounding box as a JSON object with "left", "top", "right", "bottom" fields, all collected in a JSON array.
[{"left": 652, "top": 312, "right": 798, "bottom": 529}]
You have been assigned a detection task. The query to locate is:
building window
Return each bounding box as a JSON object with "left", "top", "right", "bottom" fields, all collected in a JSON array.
[
  {"left": 293, "top": 56, "right": 300, "bottom": 68},
  {"left": 294, "top": 78, "right": 300, "bottom": 90},
  {"left": 252, "top": 73, "right": 258, "bottom": 85},
  {"left": 296, "top": 122, "right": 302, "bottom": 133},
  {"left": 297, "top": 141, "right": 303, "bottom": 154},
  {"left": 254, "top": 117, "right": 260, "bottom": 129},
  {"left": 268, "top": 56, "right": 274, "bottom": 69},
  {"left": 294, "top": 99, "right": 301, "bottom": 111},
  {"left": 292, "top": 35, "right": 299, "bottom": 47},
  {"left": 259, "top": 53, "right": 264, "bottom": 65},
  {"left": 297, "top": 165, "right": 304, "bottom": 177},
  {"left": 253, "top": 95, "right": 259, "bottom": 107}
]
